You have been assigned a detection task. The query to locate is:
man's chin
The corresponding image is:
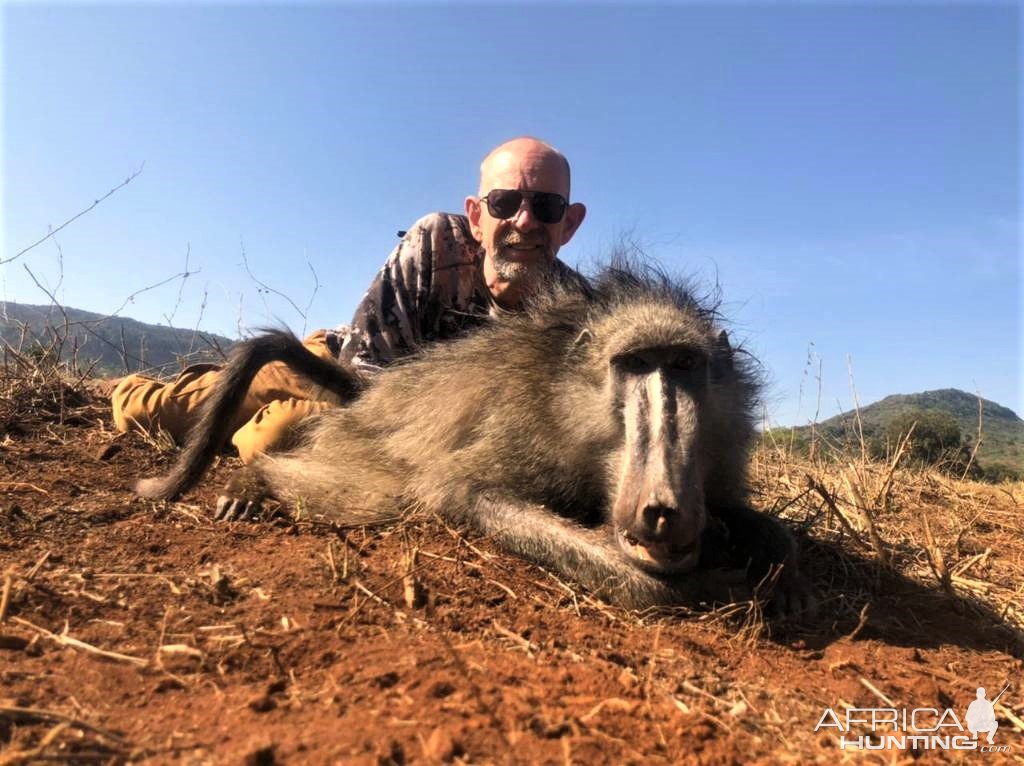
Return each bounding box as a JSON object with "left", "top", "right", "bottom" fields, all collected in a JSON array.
[
  {"left": 496, "top": 266, "right": 548, "bottom": 288},
  {"left": 494, "top": 250, "right": 553, "bottom": 283}
]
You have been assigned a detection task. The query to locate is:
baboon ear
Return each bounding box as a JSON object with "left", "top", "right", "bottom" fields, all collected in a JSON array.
[
  {"left": 573, "top": 328, "right": 593, "bottom": 348},
  {"left": 712, "top": 330, "right": 734, "bottom": 374}
]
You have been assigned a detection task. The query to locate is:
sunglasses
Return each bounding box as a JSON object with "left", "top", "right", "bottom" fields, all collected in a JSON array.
[{"left": 480, "top": 189, "right": 569, "bottom": 224}]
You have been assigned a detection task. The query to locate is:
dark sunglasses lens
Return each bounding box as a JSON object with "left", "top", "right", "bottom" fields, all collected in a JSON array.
[
  {"left": 487, "top": 190, "right": 524, "bottom": 219},
  {"left": 531, "top": 193, "right": 567, "bottom": 224},
  {"left": 485, "top": 190, "right": 567, "bottom": 223}
]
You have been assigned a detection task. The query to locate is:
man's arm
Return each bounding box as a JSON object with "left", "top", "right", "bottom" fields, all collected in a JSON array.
[{"left": 328, "top": 212, "right": 483, "bottom": 372}]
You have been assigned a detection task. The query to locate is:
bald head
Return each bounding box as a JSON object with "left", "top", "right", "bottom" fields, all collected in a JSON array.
[
  {"left": 466, "top": 136, "right": 586, "bottom": 309},
  {"left": 478, "top": 137, "right": 572, "bottom": 199}
]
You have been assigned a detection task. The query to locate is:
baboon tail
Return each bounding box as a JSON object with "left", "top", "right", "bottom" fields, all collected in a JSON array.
[{"left": 135, "top": 329, "right": 365, "bottom": 500}]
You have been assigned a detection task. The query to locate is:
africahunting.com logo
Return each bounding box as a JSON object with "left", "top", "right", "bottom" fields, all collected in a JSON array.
[{"left": 815, "top": 683, "right": 1014, "bottom": 753}]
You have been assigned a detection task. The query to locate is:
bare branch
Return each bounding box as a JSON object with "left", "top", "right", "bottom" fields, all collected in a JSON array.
[
  {"left": 239, "top": 238, "right": 308, "bottom": 324},
  {"left": 188, "top": 285, "right": 211, "bottom": 356},
  {"left": 22, "top": 264, "right": 72, "bottom": 349},
  {"left": 4, "top": 163, "right": 145, "bottom": 265},
  {"left": 301, "top": 252, "right": 321, "bottom": 337},
  {"left": 51, "top": 230, "right": 66, "bottom": 296},
  {"left": 18, "top": 256, "right": 217, "bottom": 375},
  {"left": 110, "top": 263, "right": 199, "bottom": 319},
  {"left": 161, "top": 242, "right": 193, "bottom": 329},
  {"left": 961, "top": 389, "right": 985, "bottom": 481}
]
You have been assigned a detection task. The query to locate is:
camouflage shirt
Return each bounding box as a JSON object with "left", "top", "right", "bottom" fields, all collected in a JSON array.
[{"left": 326, "top": 212, "right": 586, "bottom": 372}]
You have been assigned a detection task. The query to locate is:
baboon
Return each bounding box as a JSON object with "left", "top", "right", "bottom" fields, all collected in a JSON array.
[{"left": 137, "top": 265, "right": 813, "bottom": 615}]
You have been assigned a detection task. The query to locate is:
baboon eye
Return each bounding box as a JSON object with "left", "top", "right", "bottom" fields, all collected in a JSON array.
[
  {"left": 615, "top": 353, "right": 652, "bottom": 374},
  {"left": 669, "top": 351, "right": 703, "bottom": 371}
]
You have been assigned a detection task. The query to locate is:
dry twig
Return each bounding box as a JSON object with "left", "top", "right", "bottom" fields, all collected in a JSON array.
[{"left": 12, "top": 617, "right": 149, "bottom": 668}]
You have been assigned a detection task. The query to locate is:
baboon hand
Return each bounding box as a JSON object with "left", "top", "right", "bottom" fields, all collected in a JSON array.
[
  {"left": 759, "top": 566, "right": 818, "bottom": 621},
  {"left": 671, "top": 567, "right": 752, "bottom": 607},
  {"left": 705, "top": 506, "right": 816, "bottom": 621}
]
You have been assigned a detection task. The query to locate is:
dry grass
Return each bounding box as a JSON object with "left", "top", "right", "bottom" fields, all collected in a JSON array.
[
  {"left": 754, "top": 434, "right": 1024, "bottom": 639},
  {"left": 0, "top": 343, "right": 97, "bottom": 433}
]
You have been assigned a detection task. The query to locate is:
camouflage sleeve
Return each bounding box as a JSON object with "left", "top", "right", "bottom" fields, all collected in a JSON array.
[{"left": 328, "top": 213, "right": 481, "bottom": 373}]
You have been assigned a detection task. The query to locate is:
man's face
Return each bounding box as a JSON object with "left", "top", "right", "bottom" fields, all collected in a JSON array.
[{"left": 466, "top": 145, "right": 585, "bottom": 307}]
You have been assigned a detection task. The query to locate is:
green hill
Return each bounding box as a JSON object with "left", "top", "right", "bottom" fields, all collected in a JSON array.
[
  {"left": 0, "top": 302, "right": 236, "bottom": 377},
  {"left": 781, "top": 388, "right": 1023, "bottom": 478}
]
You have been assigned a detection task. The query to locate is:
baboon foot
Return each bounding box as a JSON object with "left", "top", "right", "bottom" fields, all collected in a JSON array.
[
  {"left": 213, "top": 468, "right": 278, "bottom": 522},
  {"left": 214, "top": 495, "right": 266, "bottom": 522}
]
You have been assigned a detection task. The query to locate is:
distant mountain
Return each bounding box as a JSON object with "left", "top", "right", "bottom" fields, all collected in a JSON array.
[
  {"left": 789, "top": 388, "right": 1023, "bottom": 474},
  {"left": 0, "top": 302, "right": 236, "bottom": 377}
]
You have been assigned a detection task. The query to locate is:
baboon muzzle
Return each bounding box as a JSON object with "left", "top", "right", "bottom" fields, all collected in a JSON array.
[{"left": 612, "top": 367, "right": 705, "bottom": 574}]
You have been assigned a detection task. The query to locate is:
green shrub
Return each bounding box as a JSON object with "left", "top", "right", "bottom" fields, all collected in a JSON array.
[
  {"left": 883, "top": 409, "right": 963, "bottom": 466},
  {"left": 981, "top": 462, "right": 1022, "bottom": 484}
]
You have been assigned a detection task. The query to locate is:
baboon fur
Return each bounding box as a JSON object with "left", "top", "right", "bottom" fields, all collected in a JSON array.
[{"left": 138, "top": 263, "right": 811, "bottom": 614}]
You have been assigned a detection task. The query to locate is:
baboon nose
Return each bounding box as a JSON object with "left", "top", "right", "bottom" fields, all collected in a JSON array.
[{"left": 641, "top": 505, "right": 674, "bottom": 540}]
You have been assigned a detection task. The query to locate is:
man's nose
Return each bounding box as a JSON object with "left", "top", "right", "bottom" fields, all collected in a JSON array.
[{"left": 510, "top": 198, "right": 541, "bottom": 231}]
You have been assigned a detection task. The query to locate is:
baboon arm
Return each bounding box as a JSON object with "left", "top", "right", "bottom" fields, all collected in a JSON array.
[{"left": 462, "top": 493, "right": 749, "bottom": 610}]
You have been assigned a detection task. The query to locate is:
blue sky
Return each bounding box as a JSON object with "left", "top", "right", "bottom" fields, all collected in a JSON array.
[{"left": 2, "top": 2, "right": 1019, "bottom": 425}]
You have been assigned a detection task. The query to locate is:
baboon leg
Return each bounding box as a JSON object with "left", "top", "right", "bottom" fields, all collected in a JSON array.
[
  {"left": 708, "top": 506, "right": 817, "bottom": 618},
  {"left": 462, "top": 493, "right": 750, "bottom": 610},
  {"left": 136, "top": 330, "right": 364, "bottom": 501},
  {"left": 213, "top": 466, "right": 275, "bottom": 522}
]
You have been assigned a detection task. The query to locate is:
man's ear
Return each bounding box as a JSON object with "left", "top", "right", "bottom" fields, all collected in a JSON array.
[
  {"left": 465, "top": 195, "right": 484, "bottom": 241},
  {"left": 559, "top": 202, "right": 587, "bottom": 246}
]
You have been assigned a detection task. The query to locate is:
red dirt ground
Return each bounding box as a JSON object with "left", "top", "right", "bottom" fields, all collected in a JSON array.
[{"left": 1, "top": 385, "right": 1022, "bottom": 764}]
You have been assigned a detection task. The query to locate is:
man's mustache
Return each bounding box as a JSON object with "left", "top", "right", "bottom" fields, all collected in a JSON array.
[{"left": 500, "top": 232, "right": 551, "bottom": 250}]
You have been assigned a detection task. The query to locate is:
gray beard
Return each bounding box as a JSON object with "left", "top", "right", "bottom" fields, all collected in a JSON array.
[{"left": 492, "top": 248, "right": 554, "bottom": 285}]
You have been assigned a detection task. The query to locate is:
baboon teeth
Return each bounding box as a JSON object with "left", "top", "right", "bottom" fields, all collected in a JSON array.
[{"left": 618, "top": 529, "right": 698, "bottom": 573}]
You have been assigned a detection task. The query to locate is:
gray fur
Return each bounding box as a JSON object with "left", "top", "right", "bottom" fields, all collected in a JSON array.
[{"left": 138, "top": 264, "right": 811, "bottom": 613}]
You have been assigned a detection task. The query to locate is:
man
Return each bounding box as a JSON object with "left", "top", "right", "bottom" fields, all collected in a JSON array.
[
  {"left": 112, "top": 137, "right": 587, "bottom": 459},
  {"left": 966, "top": 687, "right": 999, "bottom": 745}
]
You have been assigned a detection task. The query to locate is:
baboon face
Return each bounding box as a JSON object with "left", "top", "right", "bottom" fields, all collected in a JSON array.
[{"left": 598, "top": 302, "right": 717, "bottom": 575}]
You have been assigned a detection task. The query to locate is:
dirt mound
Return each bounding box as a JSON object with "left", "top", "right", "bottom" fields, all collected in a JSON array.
[{"left": 1, "top": 381, "right": 1022, "bottom": 763}]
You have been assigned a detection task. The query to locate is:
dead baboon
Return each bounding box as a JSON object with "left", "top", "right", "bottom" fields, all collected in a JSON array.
[{"left": 137, "top": 264, "right": 813, "bottom": 615}]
